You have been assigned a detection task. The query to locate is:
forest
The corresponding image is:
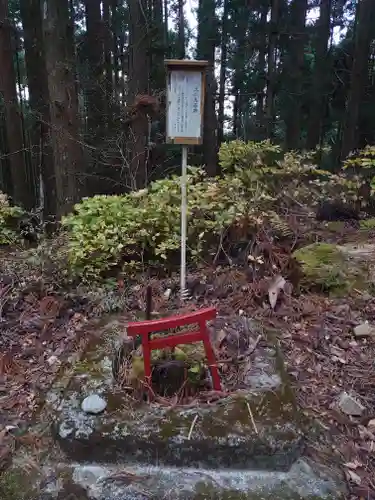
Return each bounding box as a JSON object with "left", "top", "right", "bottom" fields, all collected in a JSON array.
[{"left": 0, "top": 0, "right": 374, "bottom": 220}]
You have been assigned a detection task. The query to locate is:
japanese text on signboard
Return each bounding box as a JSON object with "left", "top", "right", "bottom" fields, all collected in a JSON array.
[{"left": 167, "top": 71, "right": 202, "bottom": 140}]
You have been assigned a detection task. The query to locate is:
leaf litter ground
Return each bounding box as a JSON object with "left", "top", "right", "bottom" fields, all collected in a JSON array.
[{"left": 0, "top": 220, "right": 375, "bottom": 499}]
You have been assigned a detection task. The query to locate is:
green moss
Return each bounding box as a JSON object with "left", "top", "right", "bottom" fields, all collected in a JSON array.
[
  {"left": 360, "top": 218, "right": 375, "bottom": 230},
  {"left": 73, "top": 358, "right": 105, "bottom": 377},
  {"left": 130, "top": 341, "right": 206, "bottom": 382},
  {"left": 0, "top": 469, "right": 38, "bottom": 500},
  {"left": 326, "top": 221, "right": 346, "bottom": 232},
  {"left": 293, "top": 242, "right": 368, "bottom": 296},
  {"left": 192, "top": 482, "right": 331, "bottom": 500}
]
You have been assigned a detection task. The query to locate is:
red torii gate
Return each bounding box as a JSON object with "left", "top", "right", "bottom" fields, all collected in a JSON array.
[{"left": 126, "top": 307, "right": 222, "bottom": 397}]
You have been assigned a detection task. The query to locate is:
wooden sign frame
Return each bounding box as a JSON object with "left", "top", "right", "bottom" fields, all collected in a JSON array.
[{"left": 164, "top": 59, "right": 209, "bottom": 146}]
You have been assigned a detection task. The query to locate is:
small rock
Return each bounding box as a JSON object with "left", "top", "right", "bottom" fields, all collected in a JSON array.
[
  {"left": 333, "top": 304, "right": 350, "bottom": 314},
  {"left": 59, "top": 420, "right": 75, "bottom": 438},
  {"left": 353, "top": 322, "right": 375, "bottom": 338},
  {"left": 164, "top": 288, "right": 172, "bottom": 300},
  {"left": 338, "top": 391, "right": 365, "bottom": 416},
  {"left": 81, "top": 394, "right": 107, "bottom": 415},
  {"left": 47, "top": 355, "right": 60, "bottom": 366},
  {"left": 359, "top": 292, "right": 373, "bottom": 301},
  {"left": 5, "top": 425, "right": 17, "bottom": 432}
]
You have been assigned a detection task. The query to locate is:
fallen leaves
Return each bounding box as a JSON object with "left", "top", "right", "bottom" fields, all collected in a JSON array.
[{"left": 279, "top": 291, "right": 375, "bottom": 499}]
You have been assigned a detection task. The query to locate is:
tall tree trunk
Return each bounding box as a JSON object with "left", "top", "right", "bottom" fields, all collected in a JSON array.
[
  {"left": 306, "top": 0, "right": 332, "bottom": 149},
  {"left": 111, "top": 0, "right": 120, "bottom": 96},
  {"left": 151, "top": 0, "right": 165, "bottom": 91},
  {"left": 43, "top": 0, "right": 83, "bottom": 217},
  {"left": 20, "top": 0, "right": 57, "bottom": 219},
  {"left": 0, "top": 0, "right": 32, "bottom": 208},
  {"left": 230, "top": 4, "right": 248, "bottom": 140},
  {"left": 85, "top": 0, "right": 105, "bottom": 138},
  {"left": 284, "top": 0, "right": 308, "bottom": 150},
  {"left": 340, "top": 0, "right": 375, "bottom": 160},
  {"left": 119, "top": 32, "right": 126, "bottom": 105},
  {"left": 197, "top": 0, "right": 218, "bottom": 175},
  {"left": 128, "top": 0, "right": 150, "bottom": 188},
  {"left": 218, "top": 0, "right": 229, "bottom": 145},
  {"left": 103, "top": 0, "right": 113, "bottom": 123},
  {"left": 232, "top": 91, "right": 239, "bottom": 137},
  {"left": 255, "top": 3, "right": 268, "bottom": 139},
  {"left": 177, "top": 0, "right": 185, "bottom": 58},
  {"left": 163, "top": 0, "right": 169, "bottom": 57},
  {"left": 265, "top": 0, "right": 279, "bottom": 139}
]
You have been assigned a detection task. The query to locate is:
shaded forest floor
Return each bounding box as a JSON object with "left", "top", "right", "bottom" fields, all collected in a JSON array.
[{"left": 0, "top": 218, "right": 375, "bottom": 499}]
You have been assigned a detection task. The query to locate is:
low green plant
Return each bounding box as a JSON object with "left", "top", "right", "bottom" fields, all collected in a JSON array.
[
  {"left": 293, "top": 243, "right": 369, "bottom": 296},
  {"left": 62, "top": 166, "right": 266, "bottom": 279},
  {"left": 0, "top": 469, "right": 37, "bottom": 500},
  {"left": 62, "top": 141, "right": 375, "bottom": 281},
  {"left": 322, "top": 146, "right": 375, "bottom": 208},
  {"left": 360, "top": 218, "right": 375, "bottom": 230},
  {"left": 0, "top": 192, "right": 24, "bottom": 245},
  {"left": 219, "top": 139, "right": 282, "bottom": 173}
]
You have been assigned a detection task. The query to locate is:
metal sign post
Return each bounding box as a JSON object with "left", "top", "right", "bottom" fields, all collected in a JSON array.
[{"left": 165, "top": 59, "right": 208, "bottom": 300}]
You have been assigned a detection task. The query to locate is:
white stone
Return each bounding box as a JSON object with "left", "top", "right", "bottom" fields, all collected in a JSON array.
[
  {"left": 47, "top": 355, "right": 60, "bottom": 366},
  {"left": 338, "top": 391, "right": 365, "bottom": 416},
  {"left": 81, "top": 394, "right": 107, "bottom": 415},
  {"left": 353, "top": 322, "right": 375, "bottom": 338}
]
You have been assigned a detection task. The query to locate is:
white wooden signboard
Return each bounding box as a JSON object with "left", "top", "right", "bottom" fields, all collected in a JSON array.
[
  {"left": 165, "top": 60, "right": 207, "bottom": 145},
  {"left": 167, "top": 71, "right": 202, "bottom": 140}
]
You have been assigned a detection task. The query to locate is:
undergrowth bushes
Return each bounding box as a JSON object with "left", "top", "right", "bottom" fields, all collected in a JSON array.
[
  {"left": 62, "top": 142, "right": 375, "bottom": 280},
  {"left": 0, "top": 192, "right": 25, "bottom": 245}
]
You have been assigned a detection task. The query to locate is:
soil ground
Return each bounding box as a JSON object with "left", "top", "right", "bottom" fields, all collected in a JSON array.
[{"left": 0, "top": 219, "right": 375, "bottom": 499}]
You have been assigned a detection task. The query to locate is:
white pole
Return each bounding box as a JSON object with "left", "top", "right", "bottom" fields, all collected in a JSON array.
[{"left": 180, "top": 145, "right": 188, "bottom": 300}]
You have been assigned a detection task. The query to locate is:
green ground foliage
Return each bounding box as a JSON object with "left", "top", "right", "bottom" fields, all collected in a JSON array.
[
  {"left": 2, "top": 141, "right": 373, "bottom": 283},
  {"left": 293, "top": 243, "right": 370, "bottom": 296},
  {"left": 59, "top": 142, "right": 375, "bottom": 281},
  {"left": 0, "top": 192, "right": 25, "bottom": 245}
]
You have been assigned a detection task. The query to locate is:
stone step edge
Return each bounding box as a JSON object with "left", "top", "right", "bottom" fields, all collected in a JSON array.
[
  {"left": 37, "top": 459, "right": 345, "bottom": 499},
  {"left": 53, "top": 425, "right": 305, "bottom": 471}
]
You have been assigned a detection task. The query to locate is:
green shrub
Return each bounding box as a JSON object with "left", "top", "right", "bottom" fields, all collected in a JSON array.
[
  {"left": 219, "top": 139, "right": 282, "bottom": 173},
  {"left": 321, "top": 146, "right": 375, "bottom": 208},
  {"left": 62, "top": 141, "right": 375, "bottom": 280},
  {"left": 360, "top": 218, "right": 375, "bottom": 230},
  {"left": 0, "top": 192, "right": 24, "bottom": 245},
  {"left": 62, "top": 165, "right": 268, "bottom": 279}
]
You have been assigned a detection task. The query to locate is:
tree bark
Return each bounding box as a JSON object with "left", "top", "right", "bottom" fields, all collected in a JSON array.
[
  {"left": 265, "top": 0, "right": 279, "bottom": 139},
  {"left": 128, "top": 0, "right": 150, "bottom": 188},
  {"left": 340, "top": 0, "right": 375, "bottom": 160},
  {"left": 284, "top": 0, "right": 308, "bottom": 150},
  {"left": 84, "top": 0, "right": 105, "bottom": 137},
  {"left": 177, "top": 0, "right": 185, "bottom": 59},
  {"left": 43, "top": 0, "right": 83, "bottom": 217},
  {"left": 0, "top": 0, "right": 32, "bottom": 208},
  {"left": 20, "top": 0, "right": 57, "bottom": 219},
  {"left": 306, "top": 0, "right": 332, "bottom": 150},
  {"left": 197, "top": 0, "right": 218, "bottom": 175},
  {"left": 151, "top": 0, "right": 165, "bottom": 91},
  {"left": 111, "top": 0, "right": 120, "bottom": 96},
  {"left": 230, "top": 5, "right": 248, "bottom": 139},
  {"left": 255, "top": 3, "right": 268, "bottom": 139},
  {"left": 217, "top": 0, "right": 229, "bottom": 145},
  {"left": 163, "top": 0, "right": 168, "bottom": 57},
  {"left": 103, "top": 0, "right": 114, "bottom": 122}
]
